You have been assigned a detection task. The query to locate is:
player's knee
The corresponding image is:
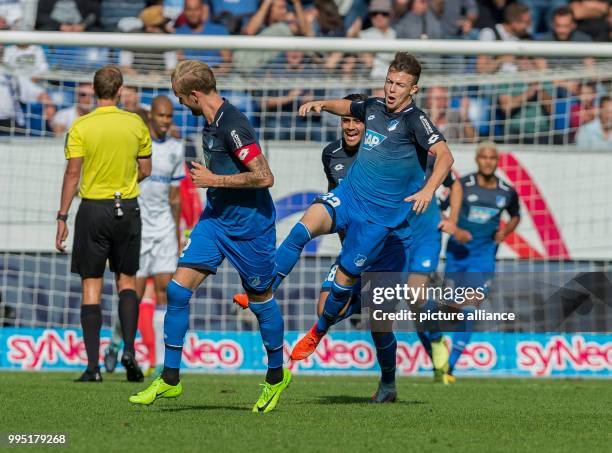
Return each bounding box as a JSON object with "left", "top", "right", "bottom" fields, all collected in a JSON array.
[
  {"left": 166, "top": 280, "right": 192, "bottom": 309},
  {"left": 301, "top": 204, "right": 332, "bottom": 237}
]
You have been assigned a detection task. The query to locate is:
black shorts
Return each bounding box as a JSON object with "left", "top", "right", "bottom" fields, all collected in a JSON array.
[{"left": 71, "top": 198, "right": 142, "bottom": 278}]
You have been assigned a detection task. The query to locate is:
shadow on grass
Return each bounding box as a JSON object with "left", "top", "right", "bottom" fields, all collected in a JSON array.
[
  {"left": 316, "top": 395, "right": 427, "bottom": 405},
  {"left": 159, "top": 404, "right": 246, "bottom": 412}
]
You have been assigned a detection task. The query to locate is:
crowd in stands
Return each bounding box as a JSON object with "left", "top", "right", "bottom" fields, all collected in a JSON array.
[{"left": 0, "top": 0, "right": 611, "bottom": 148}]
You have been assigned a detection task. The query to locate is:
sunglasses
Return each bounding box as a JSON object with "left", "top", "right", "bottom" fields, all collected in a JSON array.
[
  {"left": 371, "top": 11, "right": 390, "bottom": 17},
  {"left": 77, "top": 92, "right": 92, "bottom": 97}
]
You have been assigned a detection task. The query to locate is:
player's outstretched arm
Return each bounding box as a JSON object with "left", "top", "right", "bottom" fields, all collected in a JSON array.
[
  {"left": 190, "top": 155, "right": 274, "bottom": 189},
  {"left": 299, "top": 99, "right": 352, "bottom": 117},
  {"left": 406, "top": 142, "right": 454, "bottom": 214}
]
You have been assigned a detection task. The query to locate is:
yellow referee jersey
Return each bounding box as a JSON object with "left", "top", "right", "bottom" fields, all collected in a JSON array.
[{"left": 65, "top": 105, "right": 152, "bottom": 199}]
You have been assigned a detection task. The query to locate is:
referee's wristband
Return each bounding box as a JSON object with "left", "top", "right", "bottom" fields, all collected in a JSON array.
[{"left": 56, "top": 212, "right": 68, "bottom": 222}]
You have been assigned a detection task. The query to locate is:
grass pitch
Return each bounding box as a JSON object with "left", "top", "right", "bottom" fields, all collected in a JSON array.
[{"left": 2, "top": 372, "right": 610, "bottom": 453}]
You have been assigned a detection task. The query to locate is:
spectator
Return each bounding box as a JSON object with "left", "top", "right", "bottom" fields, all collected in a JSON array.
[
  {"left": 99, "top": 0, "right": 145, "bottom": 31},
  {"left": 474, "top": 0, "right": 514, "bottom": 30},
  {"left": 568, "top": 0, "right": 610, "bottom": 42},
  {"left": 608, "top": 4, "right": 612, "bottom": 40},
  {"left": 394, "top": 0, "right": 443, "bottom": 40},
  {"left": 163, "top": 0, "right": 183, "bottom": 21},
  {"left": 235, "top": 0, "right": 310, "bottom": 71},
  {"left": 497, "top": 56, "right": 551, "bottom": 143},
  {"left": 570, "top": 81, "right": 598, "bottom": 135},
  {"left": 0, "top": 0, "right": 25, "bottom": 29},
  {"left": 437, "top": 0, "right": 479, "bottom": 38},
  {"left": 118, "top": 5, "right": 176, "bottom": 75},
  {"left": 51, "top": 82, "right": 95, "bottom": 135},
  {"left": 120, "top": 85, "right": 149, "bottom": 123},
  {"left": 175, "top": 0, "right": 232, "bottom": 71},
  {"left": 477, "top": 2, "right": 533, "bottom": 74},
  {"left": 210, "top": 0, "right": 258, "bottom": 34},
  {"left": 425, "top": 86, "right": 476, "bottom": 142},
  {"left": 358, "top": 0, "right": 396, "bottom": 79},
  {"left": 309, "top": 0, "right": 352, "bottom": 71},
  {"left": 537, "top": 6, "right": 593, "bottom": 41},
  {"left": 3, "top": 44, "right": 56, "bottom": 124},
  {"left": 576, "top": 95, "right": 612, "bottom": 150},
  {"left": 36, "top": 0, "right": 102, "bottom": 31},
  {"left": 0, "top": 73, "right": 25, "bottom": 135},
  {"left": 258, "top": 50, "right": 318, "bottom": 141},
  {"left": 523, "top": 0, "right": 567, "bottom": 34}
]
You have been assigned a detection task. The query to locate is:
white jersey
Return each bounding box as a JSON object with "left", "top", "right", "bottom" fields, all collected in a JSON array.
[{"left": 139, "top": 136, "right": 185, "bottom": 238}]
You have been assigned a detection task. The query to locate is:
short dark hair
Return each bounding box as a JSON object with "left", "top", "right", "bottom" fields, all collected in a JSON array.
[
  {"left": 388, "top": 52, "right": 421, "bottom": 83},
  {"left": 552, "top": 6, "right": 575, "bottom": 22},
  {"left": 343, "top": 93, "right": 368, "bottom": 102},
  {"left": 600, "top": 95, "right": 611, "bottom": 107},
  {"left": 504, "top": 2, "right": 529, "bottom": 24},
  {"left": 93, "top": 65, "right": 123, "bottom": 99}
]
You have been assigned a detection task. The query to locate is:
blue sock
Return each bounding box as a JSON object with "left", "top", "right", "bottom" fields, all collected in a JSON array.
[
  {"left": 420, "top": 298, "right": 442, "bottom": 341},
  {"left": 272, "top": 222, "right": 312, "bottom": 292},
  {"left": 316, "top": 281, "right": 353, "bottom": 334},
  {"left": 249, "top": 297, "right": 285, "bottom": 370},
  {"left": 372, "top": 332, "right": 397, "bottom": 384},
  {"left": 163, "top": 280, "right": 193, "bottom": 369},
  {"left": 333, "top": 279, "right": 362, "bottom": 324},
  {"left": 449, "top": 305, "right": 476, "bottom": 374},
  {"left": 417, "top": 331, "right": 432, "bottom": 359}
]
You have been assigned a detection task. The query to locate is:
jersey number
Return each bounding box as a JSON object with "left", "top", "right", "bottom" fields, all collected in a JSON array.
[{"left": 321, "top": 192, "right": 341, "bottom": 208}]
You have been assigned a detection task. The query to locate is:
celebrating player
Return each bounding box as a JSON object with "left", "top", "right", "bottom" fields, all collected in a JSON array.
[
  {"left": 129, "top": 61, "right": 290, "bottom": 413},
  {"left": 441, "top": 142, "right": 520, "bottom": 380},
  {"left": 105, "top": 96, "right": 185, "bottom": 376},
  {"left": 265, "top": 53, "right": 453, "bottom": 399}
]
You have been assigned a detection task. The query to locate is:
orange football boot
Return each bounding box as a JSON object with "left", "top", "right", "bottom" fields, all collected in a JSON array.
[
  {"left": 232, "top": 293, "right": 249, "bottom": 310},
  {"left": 290, "top": 323, "right": 326, "bottom": 361}
]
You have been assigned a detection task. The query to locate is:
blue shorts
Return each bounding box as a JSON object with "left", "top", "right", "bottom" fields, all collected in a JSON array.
[
  {"left": 445, "top": 239, "right": 496, "bottom": 289},
  {"left": 178, "top": 217, "right": 275, "bottom": 294},
  {"left": 320, "top": 228, "right": 411, "bottom": 292},
  {"left": 408, "top": 228, "right": 442, "bottom": 274},
  {"left": 314, "top": 184, "right": 393, "bottom": 277}
]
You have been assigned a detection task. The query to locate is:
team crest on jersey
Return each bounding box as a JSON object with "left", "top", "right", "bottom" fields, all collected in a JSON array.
[
  {"left": 387, "top": 119, "right": 400, "bottom": 131},
  {"left": 249, "top": 276, "right": 261, "bottom": 288},
  {"left": 205, "top": 137, "right": 214, "bottom": 150},
  {"left": 363, "top": 129, "right": 387, "bottom": 151},
  {"left": 496, "top": 195, "right": 507, "bottom": 208},
  {"left": 354, "top": 254, "right": 367, "bottom": 268}
]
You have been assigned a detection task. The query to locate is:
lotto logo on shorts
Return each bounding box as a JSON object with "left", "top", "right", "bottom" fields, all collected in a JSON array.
[{"left": 362, "top": 130, "right": 387, "bottom": 151}]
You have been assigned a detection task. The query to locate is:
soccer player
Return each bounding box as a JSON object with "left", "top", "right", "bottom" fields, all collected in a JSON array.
[
  {"left": 56, "top": 65, "right": 152, "bottom": 382},
  {"left": 105, "top": 96, "right": 185, "bottom": 376},
  {"left": 129, "top": 61, "right": 290, "bottom": 413},
  {"left": 271, "top": 53, "right": 454, "bottom": 388},
  {"left": 441, "top": 142, "right": 520, "bottom": 380}
]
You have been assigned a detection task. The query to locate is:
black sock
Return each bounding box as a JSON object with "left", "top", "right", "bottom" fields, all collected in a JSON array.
[
  {"left": 80, "top": 305, "right": 101, "bottom": 371},
  {"left": 266, "top": 366, "right": 283, "bottom": 385},
  {"left": 161, "top": 367, "right": 180, "bottom": 386},
  {"left": 118, "top": 289, "right": 139, "bottom": 354}
]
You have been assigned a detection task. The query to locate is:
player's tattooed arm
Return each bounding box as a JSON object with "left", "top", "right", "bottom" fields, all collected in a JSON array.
[
  {"left": 190, "top": 155, "right": 274, "bottom": 189},
  {"left": 299, "top": 99, "right": 352, "bottom": 117}
]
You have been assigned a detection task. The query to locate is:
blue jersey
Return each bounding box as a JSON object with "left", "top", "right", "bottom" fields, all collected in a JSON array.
[
  {"left": 410, "top": 154, "right": 455, "bottom": 239},
  {"left": 346, "top": 97, "right": 446, "bottom": 228},
  {"left": 321, "top": 139, "right": 358, "bottom": 189},
  {"left": 201, "top": 99, "right": 275, "bottom": 239},
  {"left": 449, "top": 172, "right": 520, "bottom": 253}
]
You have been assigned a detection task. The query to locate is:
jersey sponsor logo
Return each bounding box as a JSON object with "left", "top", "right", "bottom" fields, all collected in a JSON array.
[
  {"left": 362, "top": 129, "right": 387, "bottom": 151},
  {"left": 231, "top": 129, "right": 242, "bottom": 149},
  {"left": 467, "top": 205, "right": 498, "bottom": 224},
  {"left": 333, "top": 163, "right": 344, "bottom": 171},
  {"left": 419, "top": 115, "right": 433, "bottom": 135},
  {"left": 427, "top": 134, "right": 440, "bottom": 145},
  {"left": 387, "top": 119, "right": 400, "bottom": 131},
  {"left": 467, "top": 194, "right": 479, "bottom": 202},
  {"left": 367, "top": 114, "right": 376, "bottom": 120},
  {"left": 496, "top": 195, "right": 507, "bottom": 208},
  {"left": 354, "top": 254, "right": 367, "bottom": 268}
]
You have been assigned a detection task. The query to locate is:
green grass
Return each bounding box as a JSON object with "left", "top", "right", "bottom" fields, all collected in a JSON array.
[{"left": 2, "top": 372, "right": 611, "bottom": 453}]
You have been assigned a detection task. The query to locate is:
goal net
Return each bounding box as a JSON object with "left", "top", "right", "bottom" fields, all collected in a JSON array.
[{"left": 1, "top": 34, "right": 610, "bottom": 375}]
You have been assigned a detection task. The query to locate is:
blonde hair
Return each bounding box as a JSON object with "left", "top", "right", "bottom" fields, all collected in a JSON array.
[
  {"left": 171, "top": 60, "right": 216, "bottom": 96},
  {"left": 476, "top": 141, "right": 498, "bottom": 156}
]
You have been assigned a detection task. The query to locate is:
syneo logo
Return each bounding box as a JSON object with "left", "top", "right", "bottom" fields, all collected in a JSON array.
[{"left": 362, "top": 129, "right": 387, "bottom": 150}]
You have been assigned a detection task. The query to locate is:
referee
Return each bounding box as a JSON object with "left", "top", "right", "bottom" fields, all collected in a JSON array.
[{"left": 55, "top": 65, "right": 152, "bottom": 382}]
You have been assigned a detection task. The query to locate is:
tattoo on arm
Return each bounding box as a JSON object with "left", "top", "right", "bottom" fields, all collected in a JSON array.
[{"left": 215, "top": 155, "right": 274, "bottom": 188}]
